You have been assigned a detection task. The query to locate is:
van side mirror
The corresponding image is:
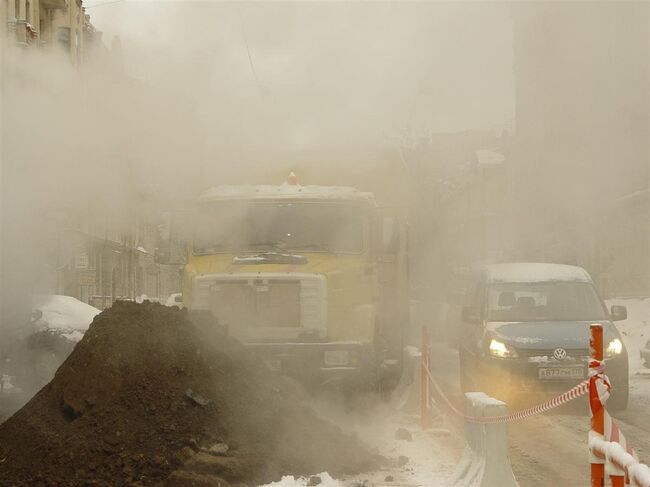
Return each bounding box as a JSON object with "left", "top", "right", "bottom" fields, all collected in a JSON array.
[
  {"left": 462, "top": 306, "right": 480, "bottom": 324},
  {"left": 610, "top": 305, "right": 627, "bottom": 322}
]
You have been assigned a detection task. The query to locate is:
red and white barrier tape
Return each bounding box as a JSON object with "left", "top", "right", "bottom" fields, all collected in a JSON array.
[
  {"left": 423, "top": 361, "right": 589, "bottom": 424},
  {"left": 588, "top": 359, "right": 611, "bottom": 417}
]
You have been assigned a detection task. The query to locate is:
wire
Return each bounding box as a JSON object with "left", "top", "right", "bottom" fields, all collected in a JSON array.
[{"left": 236, "top": 4, "right": 264, "bottom": 95}]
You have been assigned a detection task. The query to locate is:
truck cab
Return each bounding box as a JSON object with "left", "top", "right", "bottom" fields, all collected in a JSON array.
[{"left": 163, "top": 176, "right": 409, "bottom": 391}]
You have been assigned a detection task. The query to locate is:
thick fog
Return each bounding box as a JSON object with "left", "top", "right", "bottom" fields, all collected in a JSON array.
[
  {"left": 0, "top": 1, "right": 519, "bottom": 331},
  {"left": 1, "top": 1, "right": 649, "bottom": 485},
  {"left": 1, "top": 0, "right": 649, "bottom": 453}
]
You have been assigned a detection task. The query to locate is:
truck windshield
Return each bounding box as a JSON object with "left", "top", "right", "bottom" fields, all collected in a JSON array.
[
  {"left": 194, "top": 201, "right": 365, "bottom": 254},
  {"left": 486, "top": 282, "right": 608, "bottom": 322}
]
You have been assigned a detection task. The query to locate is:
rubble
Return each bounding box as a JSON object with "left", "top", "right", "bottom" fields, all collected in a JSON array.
[{"left": 0, "top": 301, "right": 379, "bottom": 485}]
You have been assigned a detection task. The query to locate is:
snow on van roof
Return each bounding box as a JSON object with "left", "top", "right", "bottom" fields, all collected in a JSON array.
[
  {"left": 199, "top": 183, "right": 375, "bottom": 202},
  {"left": 484, "top": 263, "right": 592, "bottom": 283}
]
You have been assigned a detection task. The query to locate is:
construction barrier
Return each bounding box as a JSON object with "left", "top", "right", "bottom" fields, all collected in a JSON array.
[
  {"left": 448, "top": 392, "right": 519, "bottom": 487},
  {"left": 419, "top": 324, "right": 650, "bottom": 487}
]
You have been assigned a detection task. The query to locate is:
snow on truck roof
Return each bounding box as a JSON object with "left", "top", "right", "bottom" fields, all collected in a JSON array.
[
  {"left": 199, "top": 183, "right": 375, "bottom": 203},
  {"left": 484, "top": 263, "right": 592, "bottom": 283}
]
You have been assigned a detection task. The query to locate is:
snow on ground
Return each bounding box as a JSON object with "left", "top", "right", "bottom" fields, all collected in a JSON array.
[
  {"left": 341, "top": 412, "right": 460, "bottom": 487},
  {"left": 32, "top": 294, "right": 101, "bottom": 341},
  {"left": 261, "top": 472, "right": 339, "bottom": 486},
  {"left": 606, "top": 297, "right": 650, "bottom": 375},
  {"left": 259, "top": 396, "right": 463, "bottom": 487}
]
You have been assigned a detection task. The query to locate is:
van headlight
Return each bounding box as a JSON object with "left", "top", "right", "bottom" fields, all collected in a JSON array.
[
  {"left": 324, "top": 350, "right": 350, "bottom": 367},
  {"left": 488, "top": 339, "right": 518, "bottom": 359},
  {"left": 605, "top": 338, "right": 623, "bottom": 357}
]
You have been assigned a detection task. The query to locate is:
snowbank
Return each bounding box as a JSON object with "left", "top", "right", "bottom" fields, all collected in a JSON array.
[
  {"left": 32, "top": 295, "right": 100, "bottom": 341},
  {"left": 165, "top": 293, "right": 183, "bottom": 308},
  {"left": 606, "top": 297, "right": 649, "bottom": 375}
]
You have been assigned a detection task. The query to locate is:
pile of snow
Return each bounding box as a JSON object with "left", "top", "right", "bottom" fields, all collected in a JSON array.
[
  {"left": 32, "top": 295, "right": 101, "bottom": 342},
  {"left": 606, "top": 297, "right": 649, "bottom": 376},
  {"left": 260, "top": 473, "right": 339, "bottom": 487},
  {"left": 165, "top": 293, "right": 183, "bottom": 308}
]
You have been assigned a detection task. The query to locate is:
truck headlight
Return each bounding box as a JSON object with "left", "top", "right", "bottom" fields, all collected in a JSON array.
[
  {"left": 324, "top": 350, "right": 350, "bottom": 367},
  {"left": 488, "top": 339, "right": 518, "bottom": 358},
  {"left": 605, "top": 338, "right": 623, "bottom": 357}
]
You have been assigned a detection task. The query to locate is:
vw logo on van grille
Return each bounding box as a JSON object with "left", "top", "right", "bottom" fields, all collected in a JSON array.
[{"left": 553, "top": 348, "right": 568, "bottom": 361}]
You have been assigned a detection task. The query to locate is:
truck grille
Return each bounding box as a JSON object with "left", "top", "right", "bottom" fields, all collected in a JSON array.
[
  {"left": 210, "top": 280, "right": 301, "bottom": 328},
  {"left": 192, "top": 273, "right": 327, "bottom": 339}
]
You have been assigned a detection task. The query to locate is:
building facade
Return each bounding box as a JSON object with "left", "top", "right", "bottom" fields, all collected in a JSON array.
[
  {"left": 3, "top": 2, "right": 182, "bottom": 310},
  {"left": 3, "top": 0, "right": 92, "bottom": 64}
]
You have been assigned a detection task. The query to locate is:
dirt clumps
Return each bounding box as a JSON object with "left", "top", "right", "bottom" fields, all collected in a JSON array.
[{"left": 0, "top": 301, "right": 379, "bottom": 486}]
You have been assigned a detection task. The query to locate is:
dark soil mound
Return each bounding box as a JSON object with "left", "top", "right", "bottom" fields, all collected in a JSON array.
[{"left": 0, "top": 301, "right": 379, "bottom": 486}]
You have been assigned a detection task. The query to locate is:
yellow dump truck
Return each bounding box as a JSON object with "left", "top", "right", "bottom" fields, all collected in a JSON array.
[{"left": 161, "top": 172, "right": 409, "bottom": 391}]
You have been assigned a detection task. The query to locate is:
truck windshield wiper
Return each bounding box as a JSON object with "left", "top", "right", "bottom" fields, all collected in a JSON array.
[{"left": 233, "top": 251, "right": 308, "bottom": 265}]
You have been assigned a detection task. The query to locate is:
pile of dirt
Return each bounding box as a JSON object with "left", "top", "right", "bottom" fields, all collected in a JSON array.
[{"left": 0, "top": 301, "right": 380, "bottom": 486}]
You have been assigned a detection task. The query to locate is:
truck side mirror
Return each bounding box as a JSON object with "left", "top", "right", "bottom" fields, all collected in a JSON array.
[
  {"left": 462, "top": 306, "right": 480, "bottom": 324},
  {"left": 610, "top": 305, "right": 627, "bottom": 321},
  {"left": 382, "top": 217, "right": 399, "bottom": 254}
]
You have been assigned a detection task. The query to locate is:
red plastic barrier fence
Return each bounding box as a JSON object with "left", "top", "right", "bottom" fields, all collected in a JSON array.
[{"left": 589, "top": 323, "right": 650, "bottom": 487}]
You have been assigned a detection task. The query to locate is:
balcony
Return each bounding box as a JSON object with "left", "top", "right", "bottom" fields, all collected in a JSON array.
[{"left": 13, "top": 20, "right": 38, "bottom": 46}]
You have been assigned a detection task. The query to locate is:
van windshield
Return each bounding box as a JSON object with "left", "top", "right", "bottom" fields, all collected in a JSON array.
[{"left": 486, "top": 282, "right": 608, "bottom": 322}]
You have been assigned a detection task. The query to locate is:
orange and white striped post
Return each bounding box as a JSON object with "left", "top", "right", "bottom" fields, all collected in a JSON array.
[
  {"left": 609, "top": 463, "right": 626, "bottom": 487},
  {"left": 590, "top": 323, "right": 605, "bottom": 487},
  {"left": 421, "top": 326, "right": 433, "bottom": 429}
]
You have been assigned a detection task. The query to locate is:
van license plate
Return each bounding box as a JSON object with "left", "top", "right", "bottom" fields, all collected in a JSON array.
[{"left": 538, "top": 367, "right": 584, "bottom": 380}]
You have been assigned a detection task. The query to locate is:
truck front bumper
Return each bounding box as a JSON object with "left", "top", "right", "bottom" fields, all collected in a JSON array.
[{"left": 244, "top": 341, "right": 377, "bottom": 390}]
